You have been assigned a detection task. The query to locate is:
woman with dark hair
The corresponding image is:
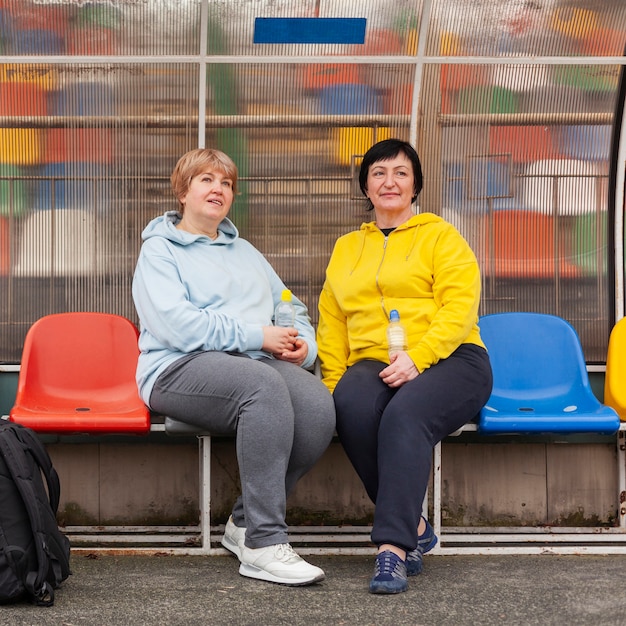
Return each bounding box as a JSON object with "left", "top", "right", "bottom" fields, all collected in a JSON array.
[{"left": 317, "top": 138, "right": 492, "bottom": 594}]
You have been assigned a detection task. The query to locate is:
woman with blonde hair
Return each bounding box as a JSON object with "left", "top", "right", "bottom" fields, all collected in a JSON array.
[{"left": 133, "top": 148, "right": 335, "bottom": 586}]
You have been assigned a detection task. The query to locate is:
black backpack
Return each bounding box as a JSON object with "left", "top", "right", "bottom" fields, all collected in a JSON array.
[{"left": 0, "top": 421, "right": 71, "bottom": 606}]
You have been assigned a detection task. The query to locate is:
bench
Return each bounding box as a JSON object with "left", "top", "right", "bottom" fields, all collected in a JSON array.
[
  {"left": 5, "top": 311, "right": 626, "bottom": 555},
  {"left": 431, "top": 312, "right": 622, "bottom": 554},
  {"left": 4, "top": 312, "right": 372, "bottom": 554}
]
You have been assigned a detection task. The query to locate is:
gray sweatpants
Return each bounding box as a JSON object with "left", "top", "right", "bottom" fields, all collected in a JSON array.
[{"left": 149, "top": 351, "right": 336, "bottom": 549}]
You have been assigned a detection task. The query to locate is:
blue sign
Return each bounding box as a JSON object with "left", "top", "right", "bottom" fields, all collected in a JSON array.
[{"left": 253, "top": 18, "right": 367, "bottom": 45}]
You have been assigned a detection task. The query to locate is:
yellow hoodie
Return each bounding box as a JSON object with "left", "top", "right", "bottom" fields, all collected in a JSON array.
[{"left": 317, "top": 213, "right": 485, "bottom": 393}]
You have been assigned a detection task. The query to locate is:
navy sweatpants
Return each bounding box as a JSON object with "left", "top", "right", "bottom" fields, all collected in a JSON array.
[{"left": 333, "top": 343, "right": 492, "bottom": 552}]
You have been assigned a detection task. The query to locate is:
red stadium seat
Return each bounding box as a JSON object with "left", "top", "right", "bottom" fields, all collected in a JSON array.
[
  {"left": 10, "top": 313, "right": 150, "bottom": 434},
  {"left": 483, "top": 210, "right": 580, "bottom": 278},
  {"left": 489, "top": 126, "right": 559, "bottom": 163}
]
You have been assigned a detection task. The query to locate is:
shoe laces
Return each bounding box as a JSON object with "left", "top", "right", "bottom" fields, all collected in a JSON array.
[
  {"left": 273, "top": 543, "right": 300, "bottom": 562},
  {"left": 373, "top": 551, "right": 406, "bottom": 579}
]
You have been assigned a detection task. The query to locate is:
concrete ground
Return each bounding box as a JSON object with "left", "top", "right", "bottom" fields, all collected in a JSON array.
[{"left": 3, "top": 552, "right": 626, "bottom": 626}]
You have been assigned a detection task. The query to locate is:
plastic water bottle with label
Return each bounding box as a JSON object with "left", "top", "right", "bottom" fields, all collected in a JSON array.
[
  {"left": 387, "top": 309, "right": 407, "bottom": 358},
  {"left": 274, "top": 289, "right": 296, "bottom": 327}
]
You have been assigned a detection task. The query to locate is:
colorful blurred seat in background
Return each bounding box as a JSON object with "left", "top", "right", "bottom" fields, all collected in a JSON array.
[
  {"left": 66, "top": 0, "right": 121, "bottom": 55},
  {"left": 466, "top": 157, "right": 518, "bottom": 211},
  {"left": 333, "top": 127, "right": 392, "bottom": 168},
  {"left": 15, "top": 207, "right": 112, "bottom": 277},
  {"left": 300, "top": 64, "right": 360, "bottom": 93},
  {"left": 46, "top": 79, "right": 116, "bottom": 167},
  {"left": 0, "top": 164, "right": 27, "bottom": 219},
  {"left": 489, "top": 126, "right": 559, "bottom": 163},
  {"left": 439, "top": 31, "right": 488, "bottom": 114},
  {"left": 442, "top": 158, "right": 520, "bottom": 218},
  {"left": 457, "top": 85, "right": 519, "bottom": 115},
  {"left": 555, "top": 125, "right": 612, "bottom": 162},
  {"left": 67, "top": 26, "right": 117, "bottom": 55},
  {"left": 550, "top": 7, "right": 599, "bottom": 40},
  {"left": 0, "top": 216, "right": 8, "bottom": 275},
  {"left": 0, "top": 0, "right": 69, "bottom": 36},
  {"left": 571, "top": 210, "right": 607, "bottom": 276},
  {"left": 483, "top": 209, "right": 580, "bottom": 279},
  {"left": 72, "top": 2, "right": 122, "bottom": 29},
  {"left": 318, "top": 83, "right": 382, "bottom": 116},
  {"left": 34, "top": 162, "right": 110, "bottom": 214},
  {"left": 41, "top": 79, "right": 116, "bottom": 210},
  {"left": 0, "top": 80, "right": 47, "bottom": 165},
  {"left": 45, "top": 129, "right": 114, "bottom": 165},
  {"left": 522, "top": 158, "right": 604, "bottom": 216},
  {"left": 10, "top": 27, "right": 64, "bottom": 54},
  {"left": 319, "top": 84, "right": 390, "bottom": 167},
  {"left": 0, "top": 64, "right": 56, "bottom": 91},
  {"left": 553, "top": 65, "right": 617, "bottom": 94},
  {"left": 49, "top": 81, "right": 116, "bottom": 116}
]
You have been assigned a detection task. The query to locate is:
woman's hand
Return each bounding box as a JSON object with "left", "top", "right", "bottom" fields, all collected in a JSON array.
[
  {"left": 275, "top": 338, "right": 309, "bottom": 366},
  {"left": 262, "top": 326, "right": 308, "bottom": 365},
  {"left": 379, "top": 351, "right": 419, "bottom": 388}
]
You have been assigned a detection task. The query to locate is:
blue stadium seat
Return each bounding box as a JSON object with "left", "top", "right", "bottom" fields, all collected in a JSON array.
[
  {"left": 48, "top": 82, "right": 115, "bottom": 116},
  {"left": 10, "top": 28, "right": 64, "bottom": 54},
  {"left": 478, "top": 312, "right": 619, "bottom": 435},
  {"left": 556, "top": 125, "right": 612, "bottom": 162},
  {"left": 34, "top": 162, "right": 111, "bottom": 213},
  {"left": 318, "top": 83, "right": 381, "bottom": 115},
  {"left": 443, "top": 159, "right": 520, "bottom": 212}
]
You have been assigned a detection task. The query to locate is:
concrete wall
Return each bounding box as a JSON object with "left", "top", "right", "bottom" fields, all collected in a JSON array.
[
  {"left": 48, "top": 437, "right": 376, "bottom": 527},
  {"left": 47, "top": 435, "right": 618, "bottom": 529},
  {"left": 441, "top": 439, "right": 618, "bottom": 527}
]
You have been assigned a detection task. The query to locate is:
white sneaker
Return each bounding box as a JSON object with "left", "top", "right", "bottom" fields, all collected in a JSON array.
[
  {"left": 221, "top": 516, "right": 246, "bottom": 561},
  {"left": 239, "top": 543, "right": 325, "bottom": 586}
]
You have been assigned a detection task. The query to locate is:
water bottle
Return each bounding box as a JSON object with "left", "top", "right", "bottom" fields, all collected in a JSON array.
[
  {"left": 274, "top": 289, "right": 296, "bottom": 327},
  {"left": 387, "top": 309, "right": 407, "bottom": 357}
]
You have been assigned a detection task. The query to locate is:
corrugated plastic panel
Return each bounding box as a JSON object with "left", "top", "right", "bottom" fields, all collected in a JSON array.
[{"left": 0, "top": 0, "right": 625, "bottom": 363}]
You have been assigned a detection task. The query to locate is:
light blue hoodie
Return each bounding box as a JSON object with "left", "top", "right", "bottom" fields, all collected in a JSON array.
[{"left": 132, "top": 211, "right": 318, "bottom": 406}]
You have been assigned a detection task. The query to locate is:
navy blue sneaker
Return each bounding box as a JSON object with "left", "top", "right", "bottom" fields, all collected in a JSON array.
[
  {"left": 369, "top": 550, "right": 408, "bottom": 594},
  {"left": 406, "top": 517, "right": 438, "bottom": 576}
]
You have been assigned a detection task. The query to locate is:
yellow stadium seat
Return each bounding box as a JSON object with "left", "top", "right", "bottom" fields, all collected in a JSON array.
[
  {"left": 332, "top": 127, "right": 392, "bottom": 168},
  {"left": 0, "top": 129, "right": 43, "bottom": 165},
  {"left": 604, "top": 318, "right": 626, "bottom": 421}
]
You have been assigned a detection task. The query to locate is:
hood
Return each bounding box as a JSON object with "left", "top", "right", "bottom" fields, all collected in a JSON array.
[
  {"left": 359, "top": 212, "right": 444, "bottom": 234},
  {"left": 141, "top": 210, "right": 239, "bottom": 245},
  {"left": 348, "top": 212, "right": 446, "bottom": 272}
]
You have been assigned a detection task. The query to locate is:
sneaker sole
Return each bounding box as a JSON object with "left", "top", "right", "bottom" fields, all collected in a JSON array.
[
  {"left": 239, "top": 563, "right": 325, "bottom": 586},
  {"left": 221, "top": 535, "right": 243, "bottom": 561}
]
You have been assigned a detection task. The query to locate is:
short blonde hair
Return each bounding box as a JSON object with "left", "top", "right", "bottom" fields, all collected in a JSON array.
[{"left": 170, "top": 148, "right": 238, "bottom": 212}]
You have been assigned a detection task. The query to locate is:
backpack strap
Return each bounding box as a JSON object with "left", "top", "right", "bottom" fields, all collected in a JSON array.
[
  {"left": 13, "top": 425, "right": 68, "bottom": 602},
  {"left": 10, "top": 424, "right": 61, "bottom": 513},
  {"left": 0, "top": 423, "right": 59, "bottom": 605}
]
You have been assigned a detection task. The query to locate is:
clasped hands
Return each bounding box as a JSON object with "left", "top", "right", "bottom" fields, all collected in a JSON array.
[{"left": 263, "top": 326, "right": 308, "bottom": 366}]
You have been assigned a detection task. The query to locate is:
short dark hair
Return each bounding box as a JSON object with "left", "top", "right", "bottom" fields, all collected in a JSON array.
[{"left": 358, "top": 139, "right": 423, "bottom": 211}]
